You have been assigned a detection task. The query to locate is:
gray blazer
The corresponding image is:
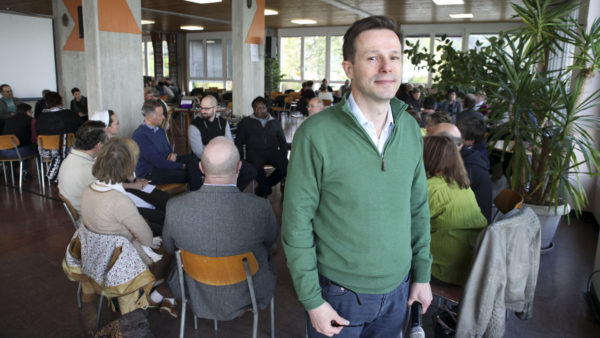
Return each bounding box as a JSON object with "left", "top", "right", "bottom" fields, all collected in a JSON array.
[{"left": 162, "top": 185, "right": 278, "bottom": 320}]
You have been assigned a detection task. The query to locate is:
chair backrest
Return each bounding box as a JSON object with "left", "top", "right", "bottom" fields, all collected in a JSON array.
[
  {"left": 0, "top": 134, "right": 19, "bottom": 151},
  {"left": 37, "top": 134, "right": 61, "bottom": 151},
  {"left": 227, "top": 101, "right": 233, "bottom": 109},
  {"left": 494, "top": 189, "right": 523, "bottom": 214},
  {"left": 58, "top": 192, "right": 79, "bottom": 221},
  {"left": 66, "top": 133, "right": 75, "bottom": 148},
  {"left": 322, "top": 99, "right": 332, "bottom": 107},
  {"left": 179, "top": 250, "right": 258, "bottom": 286}
]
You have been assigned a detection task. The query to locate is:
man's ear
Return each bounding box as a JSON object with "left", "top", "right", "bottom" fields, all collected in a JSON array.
[
  {"left": 236, "top": 161, "right": 242, "bottom": 175},
  {"left": 199, "top": 161, "right": 205, "bottom": 175},
  {"left": 342, "top": 60, "right": 354, "bottom": 80}
]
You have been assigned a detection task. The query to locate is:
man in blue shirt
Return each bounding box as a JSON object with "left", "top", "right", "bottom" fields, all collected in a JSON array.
[{"left": 132, "top": 100, "right": 203, "bottom": 190}]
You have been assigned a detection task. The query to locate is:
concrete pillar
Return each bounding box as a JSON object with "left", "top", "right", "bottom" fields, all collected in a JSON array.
[
  {"left": 52, "top": 0, "right": 86, "bottom": 106},
  {"left": 232, "top": 0, "right": 265, "bottom": 117},
  {"left": 83, "top": 0, "right": 143, "bottom": 136}
]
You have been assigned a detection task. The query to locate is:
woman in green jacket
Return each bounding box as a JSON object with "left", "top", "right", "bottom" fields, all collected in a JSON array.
[{"left": 423, "top": 136, "right": 487, "bottom": 286}]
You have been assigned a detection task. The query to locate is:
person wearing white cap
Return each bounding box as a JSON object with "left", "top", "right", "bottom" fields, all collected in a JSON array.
[{"left": 90, "top": 110, "right": 120, "bottom": 138}]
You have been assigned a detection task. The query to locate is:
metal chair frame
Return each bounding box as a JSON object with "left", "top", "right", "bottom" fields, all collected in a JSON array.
[
  {"left": 175, "top": 250, "right": 275, "bottom": 338},
  {"left": 0, "top": 134, "right": 40, "bottom": 192}
]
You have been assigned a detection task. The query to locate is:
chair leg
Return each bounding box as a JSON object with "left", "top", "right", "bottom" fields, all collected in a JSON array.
[
  {"left": 244, "top": 259, "right": 259, "bottom": 338},
  {"left": 2, "top": 163, "right": 7, "bottom": 184},
  {"left": 77, "top": 282, "right": 82, "bottom": 308},
  {"left": 96, "top": 296, "right": 104, "bottom": 331},
  {"left": 271, "top": 297, "right": 275, "bottom": 338},
  {"left": 39, "top": 160, "right": 45, "bottom": 195},
  {"left": 176, "top": 251, "right": 186, "bottom": 338},
  {"left": 194, "top": 316, "right": 198, "bottom": 330},
  {"left": 18, "top": 161, "right": 23, "bottom": 192},
  {"left": 213, "top": 319, "right": 217, "bottom": 330},
  {"left": 9, "top": 161, "right": 14, "bottom": 186}
]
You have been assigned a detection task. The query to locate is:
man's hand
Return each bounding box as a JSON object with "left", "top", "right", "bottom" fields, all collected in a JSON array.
[
  {"left": 308, "top": 302, "right": 348, "bottom": 337},
  {"left": 167, "top": 153, "right": 177, "bottom": 162},
  {"left": 408, "top": 282, "right": 432, "bottom": 314}
]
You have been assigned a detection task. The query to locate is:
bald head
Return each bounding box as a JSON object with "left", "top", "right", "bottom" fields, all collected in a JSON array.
[
  {"left": 200, "top": 137, "right": 241, "bottom": 184},
  {"left": 429, "top": 123, "right": 463, "bottom": 148}
]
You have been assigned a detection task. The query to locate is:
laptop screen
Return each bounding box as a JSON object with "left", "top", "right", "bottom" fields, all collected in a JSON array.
[{"left": 180, "top": 99, "right": 193, "bottom": 109}]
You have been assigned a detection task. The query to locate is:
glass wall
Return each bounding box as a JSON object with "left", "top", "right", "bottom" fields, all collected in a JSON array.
[
  {"left": 329, "top": 36, "right": 345, "bottom": 82},
  {"left": 189, "top": 40, "right": 204, "bottom": 78},
  {"left": 187, "top": 35, "right": 232, "bottom": 91},
  {"left": 280, "top": 37, "right": 302, "bottom": 81},
  {"left": 402, "top": 36, "right": 431, "bottom": 85},
  {"left": 468, "top": 34, "right": 498, "bottom": 50}
]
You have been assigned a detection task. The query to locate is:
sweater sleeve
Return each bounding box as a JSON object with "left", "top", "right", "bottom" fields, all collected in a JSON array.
[
  {"left": 113, "top": 195, "right": 154, "bottom": 247},
  {"left": 410, "top": 137, "right": 433, "bottom": 283},
  {"left": 188, "top": 124, "right": 205, "bottom": 159},
  {"left": 135, "top": 128, "right": 183, "bottom": 170},
  {"left": 281, "top": 129, "right": 324, "bottom": 311}
]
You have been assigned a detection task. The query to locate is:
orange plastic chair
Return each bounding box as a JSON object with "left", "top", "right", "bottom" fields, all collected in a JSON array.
[
  {"left": 175, "top": 250, "right": 274, "bottom": 338},
  {"left": 0, "top": 134, "right": 40, "bottom": 192}
]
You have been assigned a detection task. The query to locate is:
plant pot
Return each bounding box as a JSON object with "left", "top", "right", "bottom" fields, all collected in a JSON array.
[{"left": 524, "top": 203, "right": 570, "bottom": 254}]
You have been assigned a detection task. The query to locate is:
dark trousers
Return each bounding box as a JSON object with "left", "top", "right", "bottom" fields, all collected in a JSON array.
[
  {"left": 307, "top": 274, "right": 410, "bottom": 338},
  {"left": 247, "top": 150, "right": 287, "bottom": 193},
  {"left": 145, "top": 153, "right": 203, "bottom": 191},
  {"left": 237, "top": 160, "right": 257, "bottom": 191}
]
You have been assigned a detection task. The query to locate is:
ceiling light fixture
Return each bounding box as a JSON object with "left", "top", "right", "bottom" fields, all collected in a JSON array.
[
  {"left": 206, "top": 40, "right": 215, "bottom": 44},
  {"left": 185, "top": 0, "right": 222, "bottom": 4},
  {"left": 141, "top": 20, "right": 155, "bottom": 25},
  {"left": 449, "top": 13, "right": 474, "bottom": 19},
  {"left": 265, "top": 9, "right": 279, "bottom": 16},
  {"left": 181, "top": 25, "right": 205, "bottom": 30},
  {"left": 291, "top": 19, "right": 317, "bottom": 25},
  {"left": 433, "top": 0, "right": 464, "bottom": 5}
]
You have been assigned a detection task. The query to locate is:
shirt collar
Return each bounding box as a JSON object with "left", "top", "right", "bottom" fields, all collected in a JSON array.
[
  {"left": 346, "top": 93, "right": 394, "bottom": 128},
  {"left": 142, "top": 122, "right": 159, "bottom": 132}
]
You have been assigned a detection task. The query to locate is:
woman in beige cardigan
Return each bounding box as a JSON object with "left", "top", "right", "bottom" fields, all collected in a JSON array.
[{"left": 80, "top": 137, "right": 177, "bottom": 317}]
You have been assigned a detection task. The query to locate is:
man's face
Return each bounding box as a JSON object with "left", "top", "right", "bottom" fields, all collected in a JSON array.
[
  {"left": 73, "top": 91, "right": 82, "bottom": 100},
  {"left": 253, "top": 101, "right": 268, "bottom": 119},
  {"left": 1, "top": 86, "right": 13, "bottom": 99},
  {"left": 342, "top": 29, "right": 402, "bottom": 104},
  {"left": 144, "top": 92, "right": 154, "bottom": 101},
  {"left": 308, "top": 99, "right": 324, "bottom": 116},
  {"left": 448, "top": 92, "right": 456, "bottom": 102},
  {"left": 200, "top": 98, "right": 217, "bottom": 121},
  {"left": 148, "top": 106, "right": 165, "bottom": 127},
  {"left": 412, "top": 91, "right": 421, "bottom": 100},
  {"left": 107, "top": 114, "right": 120, "bottom": 136}
]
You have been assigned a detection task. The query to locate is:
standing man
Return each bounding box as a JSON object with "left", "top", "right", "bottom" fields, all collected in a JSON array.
[
  {"left": 188, "top": 94, "right": 256, "bottom": 191},
  {"left": 282, "top": 16, "right": 432, "bottom": 337},
  {"left": 70, "top": 87, "right": 88, "bottom": 119},
  {"left": 0, "top": 84, "right": 23, "bottom": 119}
]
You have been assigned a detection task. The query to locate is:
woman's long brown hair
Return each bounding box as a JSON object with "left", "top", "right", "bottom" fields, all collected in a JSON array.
[{"left": 423, "top": 135, "right": 470, "bottom": 189}]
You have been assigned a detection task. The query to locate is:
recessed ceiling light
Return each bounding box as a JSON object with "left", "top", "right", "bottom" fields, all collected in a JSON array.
[
  {"left": 291, "top": 19, "right": 317, "bottom": 25},
  {"left": 181, "top": 25, "right": 205, "bottom": 31},
  {"left": 265, "top": 9, "right": 279, "bottom": 16},
  {"left": 185, "top": 0, "right": 222, "bottom": 4},
  {"left": 433, "top": 0, "right": 464, "bottom": 5},
  {"left": 206, "top": 40, "right": 215, "bottom": 44},
  {"left": 141, "top": 20, "right": 155, "bottom": 25},
  {"left": 449, "top": 13, "right": 474, "bottom": 19}
]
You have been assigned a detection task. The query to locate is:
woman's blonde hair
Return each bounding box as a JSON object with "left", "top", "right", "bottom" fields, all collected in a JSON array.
[{"left": 92, "top": 137, "right": 137, "bottom": 184}]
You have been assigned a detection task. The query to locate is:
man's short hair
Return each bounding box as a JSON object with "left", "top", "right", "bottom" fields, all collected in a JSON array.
[
  {"left": 251, "top": 96, "right": 267, "bottom": 109},
  {"left": 16, "top": 103, "right": 32, "bottom": 115},
  {"left": 343, "top": 16, "right": 401, "bottom": 62},
  {"left": 435, "top": 131, "right": 463, "bottom": 148},
  {"left": 447, "top": 89, "right": 457, "bottom": 95},
  {"left": 457, "top": 116, "right": 486, "bottom": 143},
  {"left": 75, "top": 120, "right": 107, "bottom": 150},
  {"left": 423, "top": 96, "right": 437, "bottom": 110},
  {"left": 306, "top": 80, "right": 314, "bottom": 87},
  {"left": 141, "top": 100, "right": 162, "bottom": 117},
  {"left": 464, "top": 93, "right": 476, "bottom": 110},
  {"left": 44, "top": 91, "right": 63, "bottom": 108},
  {"left": 108, "top": 110, "right": 116, "bottom": 126},
  {"left": 71, "top": 87, "right": 80, "bottom": 95},
  {"left": 145, "top": 87, "right": 160, "bottom": 98},
  {"left": 92, "top": 137, "right": 137, "bottom": 184},
  {"left": 426, "top": 111, "right": 451, "bottom": 126},
  {"left": 42, "top": 89, "right": 50, "bottom": 96},
  {"left": 0, "top": 84, "right": 9, "bottom": 92}
]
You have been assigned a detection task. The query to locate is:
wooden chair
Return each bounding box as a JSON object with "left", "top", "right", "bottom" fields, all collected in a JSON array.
[
  {"left": 271, "top": 96, "right": 293, "bottom": 119},
  {"left": 156, "top": 182, "right": 188, "bottom": 196},
  {"left": 37, "top": 134, "right": 61, "bottom": 195},
  {"left": 492, "top": 189, "right": 523, "bottom": 221},
  {"left": 322, "top": 99, "right": 332, "bottom": 107},
  {"left": 175, "top": 250, "right": 275, "bottom": 338},
  {"left": 0, "top": 134, "right": 40, "bottom": 192},
  {"left": 270, "top": 91, "right": 282, "bottom": 100}
]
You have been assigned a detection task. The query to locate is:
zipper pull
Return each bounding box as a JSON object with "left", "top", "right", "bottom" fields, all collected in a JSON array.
[{"left": 381, "top": 154, "right": 386, "bottom": 172}]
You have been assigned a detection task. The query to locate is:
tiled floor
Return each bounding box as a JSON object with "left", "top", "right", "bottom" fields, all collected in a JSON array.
[{"left": 1, "top": 172, "right": 599, "bottom": 337}]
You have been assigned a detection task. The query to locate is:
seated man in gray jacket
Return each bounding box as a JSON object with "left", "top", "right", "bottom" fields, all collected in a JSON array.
[{"left": 162, "top": 136, "right": 278, "bottom": 320}]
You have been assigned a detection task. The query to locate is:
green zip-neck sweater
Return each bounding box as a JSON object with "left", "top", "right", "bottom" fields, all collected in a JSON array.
[{"left": 282, "top": 95, "right": 432, "bottom": 311}]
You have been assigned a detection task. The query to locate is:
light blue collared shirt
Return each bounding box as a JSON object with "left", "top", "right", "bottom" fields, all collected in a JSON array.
[{"left": 346, "top": 93, "right": 394, "bottom": 154}]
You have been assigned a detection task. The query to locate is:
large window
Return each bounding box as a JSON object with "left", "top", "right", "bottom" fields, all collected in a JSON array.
[
  {"left": 188, "top": 35, "right": 232, "bottom": 91},
  {"left": 402, "top": 36, "right": 431, "bottom": 85},
  {"left": 468, "top": 34, "right": 498, "bottom": 50},
  {"left": 303, "top": 36, "right": 326, "bottom": 81},
  {"left": 142, "top": 41, "right": 155, "bottom": 78},
  {"left": 329, "top": 35, "right": 344, "bottom": 82},
  {"left": 280, "top": 37, "right": 301, "bottom": 80},
  {"left": 432, "top": 34, "right": 462, "bottom": 82}
]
